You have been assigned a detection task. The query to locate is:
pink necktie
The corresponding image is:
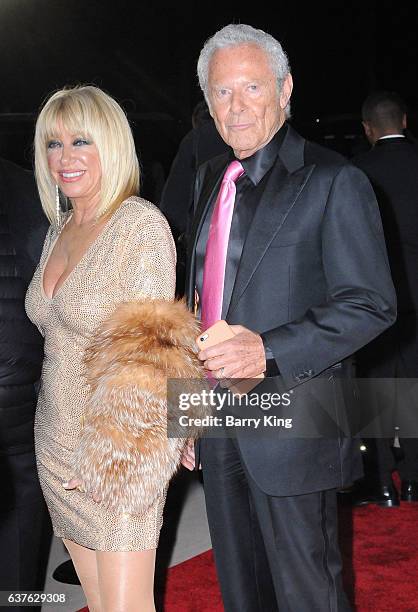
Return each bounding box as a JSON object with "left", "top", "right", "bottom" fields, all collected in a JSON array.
[{"left": 201, "top": 160, "right": 244, "bottom": 331}]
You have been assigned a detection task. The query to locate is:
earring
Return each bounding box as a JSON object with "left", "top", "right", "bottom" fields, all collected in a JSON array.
[{"left": 55, "top": 184, "right": 61, "bottom": 230}]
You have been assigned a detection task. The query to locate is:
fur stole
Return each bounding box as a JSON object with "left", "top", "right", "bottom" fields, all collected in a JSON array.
[{"left": 72, "top": 299, "right": 206, "bottom": 515}]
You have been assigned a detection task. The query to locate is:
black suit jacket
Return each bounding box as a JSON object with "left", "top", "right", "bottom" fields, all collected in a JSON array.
[
  {"left": 160, "top": 120, "right": 229, "bottom": 239},
  {"left": 186, "top": 125, "right": 396, "bottom": 495},
  {"left": 160, "top": 121, "right": 229, "bottom": 297},
  {"left": 0, "top": 158, "right": 48, "bottom": 455},
  {"left": 354, "top": 137, "right": 418, "bottom": 315},
  {"left": 353, "top": 136, "right": 418, "bottom": 378}
]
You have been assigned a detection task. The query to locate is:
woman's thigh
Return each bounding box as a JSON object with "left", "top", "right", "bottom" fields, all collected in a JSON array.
[
  {"left": 96, "top": 548, "right": 157, "bottom": 612},
  {"left": 63, "top": 539, "right": 100, "bottom": 612}
]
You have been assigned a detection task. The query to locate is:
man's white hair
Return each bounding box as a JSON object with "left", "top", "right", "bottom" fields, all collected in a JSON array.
[{"left": 197, "top": 23, "right": 291, "bottom": 118}]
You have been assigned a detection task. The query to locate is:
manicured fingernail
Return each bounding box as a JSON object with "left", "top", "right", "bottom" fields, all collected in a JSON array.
[{"left": 62, "top": 482, "right": 69, "bottom": 488}]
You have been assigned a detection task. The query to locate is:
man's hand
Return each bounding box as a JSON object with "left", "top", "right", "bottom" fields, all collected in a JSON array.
[{"left": 198, "top": 325, "right": 266, "bottom": 380}]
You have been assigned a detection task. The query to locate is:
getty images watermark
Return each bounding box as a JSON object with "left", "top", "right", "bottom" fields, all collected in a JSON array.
[
  {"left": 167, "top": 379, "right": 295, "bottom": 437},
  {"left": 178, "top": 388, "right": 293, "bottom": 430},
  {"left": 167, "top": 377, "right": 418, "bottom": 439}
]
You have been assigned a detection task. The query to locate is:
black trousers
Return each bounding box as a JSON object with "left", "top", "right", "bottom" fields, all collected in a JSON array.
[
  {"left": 362, "top": 438, "right": 418, "bottom": 483},
  {"left": 356, "top": 318, "right": 418, "bottom": 484},
  {"left": 0, "top": 450, "right": 52, "bottom": 612},
  {"left": 200, "top": 436, "right": 351, "bottom": 612}
]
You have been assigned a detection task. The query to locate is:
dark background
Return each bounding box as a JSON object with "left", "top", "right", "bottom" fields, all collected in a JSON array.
[{"left": 1, "top": 0, "right": 417, "bottom": 199}]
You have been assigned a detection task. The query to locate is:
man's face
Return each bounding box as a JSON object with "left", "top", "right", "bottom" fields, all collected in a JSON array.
[{"left": 207, "top": 44, "right": 292, "bottom": 159}]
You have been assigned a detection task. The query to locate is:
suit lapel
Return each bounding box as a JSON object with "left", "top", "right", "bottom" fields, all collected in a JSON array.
[
  {"left": 227, "top": 157, "right": 315, "bottom": 317},
  {"left": 189, "top": 160, "right": 225, "bottom": 247},
  {"left": 187, "top": 125, "right": 315, "bottom": 313},
  {"left": 186, "top": 154, "right": 228, "bottom": 307}
]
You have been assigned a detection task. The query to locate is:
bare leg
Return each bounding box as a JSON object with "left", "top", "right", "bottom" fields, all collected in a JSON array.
[
  {"left": 96, "top": 548, "right": 156, "bottom": 612},
  {"left": 63, "top": 538, "right": 101, "bottom": 612}
]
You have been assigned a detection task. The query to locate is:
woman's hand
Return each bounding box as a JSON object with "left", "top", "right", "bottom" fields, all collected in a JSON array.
[
  {"left": 180, "top": 439, "right": 201, "bottom": 471},
  {"left": 62, "top": 478, "right": 102, "bottom": 503}
]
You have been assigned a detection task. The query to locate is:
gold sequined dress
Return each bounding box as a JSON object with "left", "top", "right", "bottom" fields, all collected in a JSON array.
[{"left": 25, "top": 197, "right": 176, "bottom": 551}]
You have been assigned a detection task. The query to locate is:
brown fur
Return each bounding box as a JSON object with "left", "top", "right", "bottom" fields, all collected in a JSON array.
[{"left": 72, "top": 299, "right": 207, "bottom": 515}]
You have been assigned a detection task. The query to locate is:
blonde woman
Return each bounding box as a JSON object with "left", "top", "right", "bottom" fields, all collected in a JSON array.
[{"left": 25, "top": 85, "right": 181, "bottom": 611}]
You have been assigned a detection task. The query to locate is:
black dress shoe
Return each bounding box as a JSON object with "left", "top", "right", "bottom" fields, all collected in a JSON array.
[
  {"left": 52, "top": 559, "right": 80, "bottom": 585},
  {"left": 349, "top": 482, "right": 400, "bottom": 508},
  {"left": 401, "top": 480, "right": 418, "bottom": 502}
]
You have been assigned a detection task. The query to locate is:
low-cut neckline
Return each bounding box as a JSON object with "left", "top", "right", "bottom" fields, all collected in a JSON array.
[{"left": 41, "top": 206, "right": 119, "bottom": 301}]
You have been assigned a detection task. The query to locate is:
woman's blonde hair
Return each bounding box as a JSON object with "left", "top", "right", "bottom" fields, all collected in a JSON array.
[{"left": 34, "top": 85, "right": 140, "bottom": 225}]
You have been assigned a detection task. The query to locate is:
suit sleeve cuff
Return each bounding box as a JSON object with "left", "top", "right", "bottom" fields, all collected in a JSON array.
[{"left": 260, "top": 332, "right": 280, "bottom": 377}]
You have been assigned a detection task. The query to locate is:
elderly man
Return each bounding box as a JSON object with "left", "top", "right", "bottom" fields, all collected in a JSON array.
[{"left": 182, "top": 24, "right": 396, "bottom": 612}]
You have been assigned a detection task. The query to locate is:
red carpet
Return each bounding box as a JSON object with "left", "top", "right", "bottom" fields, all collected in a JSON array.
[
  {"left": 77, "top": 490, "right": 418, "bottom": 611},
  {"left": 339, "top": 503, "right": 418, "bottom": 611}
]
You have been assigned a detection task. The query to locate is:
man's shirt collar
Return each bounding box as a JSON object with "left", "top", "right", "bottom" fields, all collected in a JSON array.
[{"left": 230, "top": 123, "right": 288, "bottom": 186}]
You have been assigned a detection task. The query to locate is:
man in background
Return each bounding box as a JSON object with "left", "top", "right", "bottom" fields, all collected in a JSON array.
[
  {"left": 352, "top": 91, "right": 418, "bottom": 506},
  {"left": 159, "top": 100, "right": 228, "bottom": 296},
  {"left": 0, "top": 157, "right": 51, "bottom": 611}
]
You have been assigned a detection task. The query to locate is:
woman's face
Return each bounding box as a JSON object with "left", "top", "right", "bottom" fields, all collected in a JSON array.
[{"left": 47, "top": 123, "right": 102, "bottom": 208}]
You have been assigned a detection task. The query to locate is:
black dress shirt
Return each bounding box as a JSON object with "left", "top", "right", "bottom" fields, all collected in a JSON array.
[{"left": 196, "top": 124, "right": 288, "bottom": 319}]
